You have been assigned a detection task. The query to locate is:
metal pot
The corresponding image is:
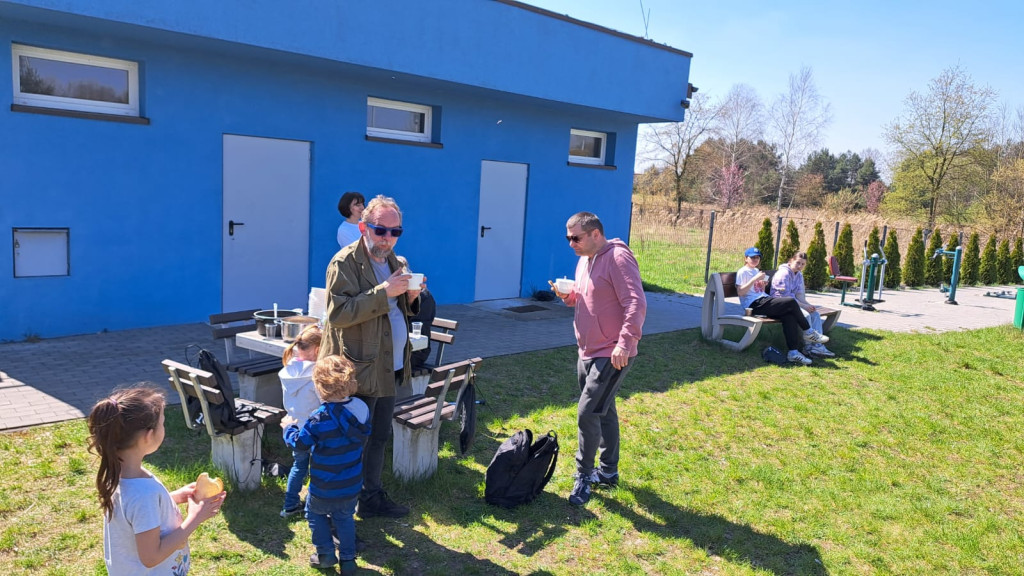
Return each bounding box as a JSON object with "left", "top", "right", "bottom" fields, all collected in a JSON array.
[
  {"left": 253, "top": 309, "right": 299, "bottom": 336},
  {"left": 280, "top": 316, "right": 319, "bottom": 342}
]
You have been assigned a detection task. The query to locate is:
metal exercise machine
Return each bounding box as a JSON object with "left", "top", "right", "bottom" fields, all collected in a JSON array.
[{"left": 933, "top": 246, "right": 963, "bottom": 305}]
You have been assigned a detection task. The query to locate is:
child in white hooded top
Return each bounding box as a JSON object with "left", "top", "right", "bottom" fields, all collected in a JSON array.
[{"left": 278, "top": 324, "right": 323, "bottom": 517}]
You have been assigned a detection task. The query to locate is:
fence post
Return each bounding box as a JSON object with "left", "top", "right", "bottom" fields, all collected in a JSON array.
[
  {"left": 832, "top": 221, "right": 840, "bottom": 251},
  {"left": 704, "top": 211, "right": 716, "bottom": 283},
  {"left": 881, "top": 225, "right": 888, "bottom": 247},
  {"left": 774, "top": 215, "right": 783, "bottom": 268}
]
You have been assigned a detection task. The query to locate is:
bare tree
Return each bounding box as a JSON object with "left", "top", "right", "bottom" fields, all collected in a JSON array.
[
  {"left": 768, "top": 67, "right": 832, "bottom": 211},
  {"left": 884, "top": 65, "right": 998, "bottom": 228},
  {"left": 639, "top": 92, "right": 719, "bottom": 214},
  {"left": 715, "top": 84, "right": 764, "bottom": 167}
]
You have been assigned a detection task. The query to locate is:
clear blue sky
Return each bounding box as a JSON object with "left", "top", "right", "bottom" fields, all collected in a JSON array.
[{"left": 524, "top": 0, "right": 1024, "bottom": 167}]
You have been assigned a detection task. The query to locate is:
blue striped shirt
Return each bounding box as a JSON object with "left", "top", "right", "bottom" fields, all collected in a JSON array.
[{"left": 283, "top": 397, "right": 370, "bottom": 501}]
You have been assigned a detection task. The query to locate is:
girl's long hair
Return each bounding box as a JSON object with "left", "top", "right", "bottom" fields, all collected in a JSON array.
[
  {"left": 282, "top": 324, "right": 322, "bottom": 365},
  {"left": 87, "top": 385, "right": 164, "bottom": 519}
]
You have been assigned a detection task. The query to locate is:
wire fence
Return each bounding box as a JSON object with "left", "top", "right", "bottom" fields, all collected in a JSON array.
[{"left": 627, "top": 197, "right": 1001, "bottom": 295}]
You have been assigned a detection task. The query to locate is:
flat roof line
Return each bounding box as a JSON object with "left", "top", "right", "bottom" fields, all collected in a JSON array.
[{"left": 496, "top": 0, "right": 693, "bottom": 59}]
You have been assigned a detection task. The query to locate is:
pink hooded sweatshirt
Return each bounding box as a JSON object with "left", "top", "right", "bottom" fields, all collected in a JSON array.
[{"left": 564, "top": 238, "right": 647, "bottom": 359}]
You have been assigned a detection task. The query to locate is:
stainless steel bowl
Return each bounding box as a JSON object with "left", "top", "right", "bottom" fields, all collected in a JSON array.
[{"left": 279, "top": 316, "right": 319, "bottom": 342}]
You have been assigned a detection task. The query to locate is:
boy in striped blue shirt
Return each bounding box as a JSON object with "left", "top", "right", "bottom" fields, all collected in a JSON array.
[{"left": 282, "top": 354, "right": 370, "bottom": 574}]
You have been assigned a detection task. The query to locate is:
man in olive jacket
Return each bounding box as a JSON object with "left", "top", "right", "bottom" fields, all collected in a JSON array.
[{"left": 320, "top": 194, "right": 420, "bottom": 518}]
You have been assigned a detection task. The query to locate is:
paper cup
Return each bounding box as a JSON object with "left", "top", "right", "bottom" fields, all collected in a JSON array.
[
  {"left": 407, "top": 272, "right": 424, "bottom": 290},
  {"left": 555, "top": 278, "right": 574, "bottom": 293}
]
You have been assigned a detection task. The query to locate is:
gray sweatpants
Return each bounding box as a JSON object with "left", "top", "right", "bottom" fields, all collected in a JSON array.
[{"left": 576, "top": 356, "right": 632, "bottom": 477}]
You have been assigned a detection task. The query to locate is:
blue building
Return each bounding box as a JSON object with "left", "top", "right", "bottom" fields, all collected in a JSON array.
[{"left": 0, "top": 0, "right": 692, "bottom": 341}]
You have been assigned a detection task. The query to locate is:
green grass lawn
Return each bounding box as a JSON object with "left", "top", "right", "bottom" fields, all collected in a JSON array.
[
  {"left": 632, "top": 238, "right": 738, "bottom": 295},
  {"left": 3, "top": 325, "right": 1024, "bottom": 575}
]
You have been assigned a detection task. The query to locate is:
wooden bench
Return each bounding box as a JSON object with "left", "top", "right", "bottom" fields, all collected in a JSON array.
[
  {"left": 209, "top": 310, "right": 283, "bottom": 408},
  {"left": 163, "top": 359, "right": 285, "bottom": 490},
  {"left": 407, "top": 317, "right": 458, "bottom": 396},
  {"left": 701, "top": 272, "right": 840, "bottom": 351},
  {"left": 392, "top": 357, "right": 481, "bottom": 482}
]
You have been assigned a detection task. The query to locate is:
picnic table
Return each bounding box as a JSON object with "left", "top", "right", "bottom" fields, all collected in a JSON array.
[{"left": 233, "top": 330, "right": 428, "bottom": 407}]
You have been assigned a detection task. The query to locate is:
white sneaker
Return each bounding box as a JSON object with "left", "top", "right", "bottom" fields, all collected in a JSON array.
[
  {"left": 813, "top": 344, "right": 836, "bottom": 358},
  {"left": 804, "top": 329, "right": 829, "bottom": 344},
  {"left": 787, "top": 350, "right": 813, "bottom": 365}
]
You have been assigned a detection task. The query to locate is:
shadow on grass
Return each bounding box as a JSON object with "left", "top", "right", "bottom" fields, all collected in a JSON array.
[
  {"left": 357, "top": 519, "right": 522, "bottom": 575},
  {"left": 599, "top": 484, "right": 828, "bottom": 575}
]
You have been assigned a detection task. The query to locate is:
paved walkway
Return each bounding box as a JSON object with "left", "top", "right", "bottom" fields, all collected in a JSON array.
[{"left": 0, "top": 286, "right": 1018, "bottom": 431}]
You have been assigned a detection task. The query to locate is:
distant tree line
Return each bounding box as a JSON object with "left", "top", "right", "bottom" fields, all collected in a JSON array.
[{"left": 638, "top": 65, "right": 1024, "bottom": 241}]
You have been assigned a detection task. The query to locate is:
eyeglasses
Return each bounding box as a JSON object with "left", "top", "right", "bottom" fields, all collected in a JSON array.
[
  {"left": 366, "top": 224, "right": 403, "bottom": 238},
  {"left": 566, "top": 232, "right": 590, "bottom": 243}
]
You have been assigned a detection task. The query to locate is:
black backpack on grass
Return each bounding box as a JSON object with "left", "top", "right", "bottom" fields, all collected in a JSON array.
[{"left": 484, "top": 429, "right": 558, "bottom": 508}]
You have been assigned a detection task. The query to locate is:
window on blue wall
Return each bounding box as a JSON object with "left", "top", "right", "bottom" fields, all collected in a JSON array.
[
  {"left": 569, "top": 129, "right": 607, "bottom": 165},
  {"left": 12, "top": 44, "right": 139, "bottom": 117},
  {"left": 366, "top": 97, "right": 432, "bottom": 143}
]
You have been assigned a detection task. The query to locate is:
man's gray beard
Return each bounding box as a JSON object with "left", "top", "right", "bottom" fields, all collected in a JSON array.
[{"left": 368, "top": 241, "right": 392, "bottom": 260}]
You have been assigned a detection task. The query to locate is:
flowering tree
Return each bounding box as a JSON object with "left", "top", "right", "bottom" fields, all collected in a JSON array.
[
  {"left": 865, "top": 180, "right": 887, "bottom": 213},
  {"left": 715, "top": 162, "right": 745, "bottom": 209}
]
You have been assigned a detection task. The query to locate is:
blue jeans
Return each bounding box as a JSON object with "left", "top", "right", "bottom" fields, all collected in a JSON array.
[
  {"left": 308, "top": 493, "right": 358, "bottom": 561},
  {"left": 283, "top": 450, "right": 310, "bottom": 511}
]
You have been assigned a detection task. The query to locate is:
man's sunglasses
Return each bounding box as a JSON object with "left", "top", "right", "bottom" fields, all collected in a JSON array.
[
  {"left": 366, "top": 224, "right": 403, "bottom": 238},
  {"left": 566, "top": 233, "right": 588, "bottom": 243}
]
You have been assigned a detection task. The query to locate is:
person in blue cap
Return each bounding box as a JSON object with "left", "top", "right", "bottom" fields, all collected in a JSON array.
[{"left": 735, "top": 247, "right": 829, "bottom": 365}]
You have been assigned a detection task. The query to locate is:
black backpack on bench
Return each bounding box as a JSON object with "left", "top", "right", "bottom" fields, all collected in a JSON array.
[
  {"left": 484, "top": 429, "right": 559, "bottom": 508},
  {"left": 184, "top": 347, "right": 257, "bottom": 434}
]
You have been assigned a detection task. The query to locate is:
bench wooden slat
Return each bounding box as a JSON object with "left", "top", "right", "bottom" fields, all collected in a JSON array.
[
  {"left": 209, "top": 309, "right": 260, "bottom": 325},
  {"left": 432, "top": 317, "right": 458, "bottom": 331}
]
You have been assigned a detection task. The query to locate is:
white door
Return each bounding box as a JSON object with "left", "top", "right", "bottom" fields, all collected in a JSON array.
[
  {"left": 222, "top": 134, "right": 310, "bottom": 312},
  {"left": 475, "top": 160, "right": 528, "bottom": 300}
]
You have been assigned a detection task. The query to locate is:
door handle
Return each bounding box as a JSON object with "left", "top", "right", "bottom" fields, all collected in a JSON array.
[
  {"left": 229, "top": 220, "right": 245, "bottom": 236},
  {"left": 480, "top": 225, "right": 492, "bottom": 238}
]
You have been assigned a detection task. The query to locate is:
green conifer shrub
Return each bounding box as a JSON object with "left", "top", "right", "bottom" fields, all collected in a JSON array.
[
  {"left": 805, "top": 222, "right": 828, "bottom": 290},
  {"left": 903, "top": 228, "right": 925, "bottom": 287},
  {"left": 755, "top": 218, "right": 775, "bottom": 270},
  {"left": 883, "top": 230, "right": 901, "bottom": 288},
  {"left": 778, "top": 220, "right": 800, "bottom": 264},
  {"left": 961, "top": 232, "right": 981, "bottom": 286}
]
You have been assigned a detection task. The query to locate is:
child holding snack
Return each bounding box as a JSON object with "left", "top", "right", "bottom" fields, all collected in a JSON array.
[
  {"left": 282, "top": 354, "right": 370, "bottom": 574},
  {"left": 278, "top": 324, "right": 323, "bottom": 518},
  {"left": 87, "top": 386, "right": 225, "bottom": 575}
]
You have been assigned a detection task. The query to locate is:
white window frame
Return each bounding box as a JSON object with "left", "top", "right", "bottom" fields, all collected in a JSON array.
[
  {"left": 366, "top": 97, "right": 432, "bottom": 143},
  {"left": 12, "top": 43, "right": 139, "bottom": 116},
  {"left": 568, "top": 128, "right": 607, "bottom": 165}
]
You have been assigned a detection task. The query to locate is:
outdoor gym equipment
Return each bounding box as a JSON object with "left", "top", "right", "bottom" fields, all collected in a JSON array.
[
  {"left": 933, "top": 245, "right": 963, "bottom": 305},
  {"left": 832, "top": 244, "right": 886, "bottom": 311}
]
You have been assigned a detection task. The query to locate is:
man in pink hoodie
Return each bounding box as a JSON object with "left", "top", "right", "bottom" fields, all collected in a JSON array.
[{"left": 555, "top": 212, "right": 646, "bottom": 506}]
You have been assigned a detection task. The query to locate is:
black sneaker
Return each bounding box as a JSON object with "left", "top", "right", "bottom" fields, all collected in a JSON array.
[
  {"left": 309, "top": 553, "right": 338, "bottom": 569},
  {"left": 340, "top": 559, "right": 357, "bottom": 576},
  {"left": 356, "top": 491, "right": 409, "bottom": 518},
  {"left": 568, "top": 473, "right": 593, "bottom": 506},
  {"left": 595, "top": 469, "right": 619, "bottom": 487}
]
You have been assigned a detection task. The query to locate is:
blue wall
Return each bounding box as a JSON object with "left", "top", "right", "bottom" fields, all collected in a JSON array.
[{"left": 0, "top": 2, "right": 690, "bottom": 341}]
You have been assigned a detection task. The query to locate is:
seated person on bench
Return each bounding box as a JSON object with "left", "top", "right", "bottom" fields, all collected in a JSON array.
[
  {"left": 770, "top": 251, "right": 836, "bottom": 359},
  {"left": 736, "top": 247, "right": 829, "bottom": 365}
]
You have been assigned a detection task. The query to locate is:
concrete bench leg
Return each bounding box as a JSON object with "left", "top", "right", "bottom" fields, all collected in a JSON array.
[
  {"left": 238, "top": 373, "right": 282, "bottom": 408},
  {"left": 210, "top": 426, "right": 263, "bottom": 491},
  {"left": 392, "top": 421, "right": 440, "bottom": 482}
]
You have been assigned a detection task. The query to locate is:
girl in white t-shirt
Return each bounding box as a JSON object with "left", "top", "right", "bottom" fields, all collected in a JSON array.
[{"left": 87, "top": 386, "right": 225, "bottom": 575}]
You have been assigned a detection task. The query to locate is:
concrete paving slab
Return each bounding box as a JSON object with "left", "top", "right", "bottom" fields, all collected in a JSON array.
[{"left": 0, "top": 285, "right": 1018, "bottom": 431}]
